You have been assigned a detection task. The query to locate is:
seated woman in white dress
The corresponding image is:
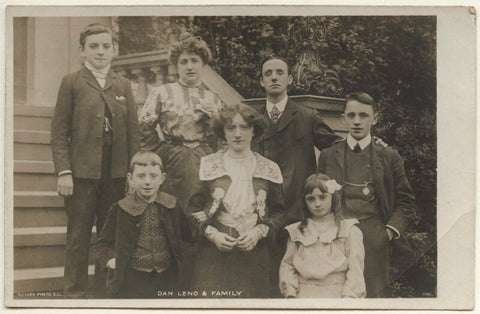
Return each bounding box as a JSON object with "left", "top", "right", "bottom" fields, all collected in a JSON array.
[
  {"left": 279, "top": 173, "right": 366, "bottom": 298},
  {"left": 188, "top": 103, "right": 285, "bottom": 298}
]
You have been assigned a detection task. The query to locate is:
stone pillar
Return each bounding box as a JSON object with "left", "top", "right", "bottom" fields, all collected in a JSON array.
[
  {"left": 27, "top": 17, "right": 70, "bottom": 106},
  {"left": 24, "top": 16, "right": 112, "bottom": 107}
]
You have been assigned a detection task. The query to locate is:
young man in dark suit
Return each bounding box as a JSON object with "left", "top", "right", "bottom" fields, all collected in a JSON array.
[
  {"left": 251, "top": 57, "right": 342, "bottom": 296},
  {"left": 252, "top": 57, "right": 342, "bottom": 225},
  {"left": 317, "top": 92, "right": 416, "bottom": 297},
  {"left": 50, "top": 23, "right": 140, "bottom": 298}
]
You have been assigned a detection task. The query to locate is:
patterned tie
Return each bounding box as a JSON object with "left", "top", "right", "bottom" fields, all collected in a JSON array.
[
  {"left": 270, "top": 105, "right": 281, "bottom": 124},
  {"left": 353, "top": 143, "right": 361, "bottom": 153}
]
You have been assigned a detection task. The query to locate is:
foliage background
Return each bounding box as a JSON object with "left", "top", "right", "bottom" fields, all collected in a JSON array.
[{"left": 119, "top": 16, "right": 436, "bottom": 297}]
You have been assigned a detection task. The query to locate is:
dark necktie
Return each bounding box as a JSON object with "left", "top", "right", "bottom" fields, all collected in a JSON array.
[
  {"left": 353, "top": 143, "right": 361, "bottom": 153},
  {"left": 270, "top": 105, "right": 281, "bottom": 124}
]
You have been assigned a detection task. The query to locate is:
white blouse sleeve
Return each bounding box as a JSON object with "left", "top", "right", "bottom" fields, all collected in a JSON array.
[
  {"left": 138, "top": 86, "right": 162, "bottom": 123},
  {"left": 342, "top": 225, "right": 367, "bottom": 298},
  {"left": 279, "top": 238, "right": 299, "bottom": 298}
]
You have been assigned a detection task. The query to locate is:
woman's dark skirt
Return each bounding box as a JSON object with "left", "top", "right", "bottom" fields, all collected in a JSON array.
[{"left": 192, "top": 238, "right": 270, "bottom": 298}]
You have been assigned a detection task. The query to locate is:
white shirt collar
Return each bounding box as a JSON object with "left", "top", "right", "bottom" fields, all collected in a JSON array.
[
  {"left": 346, "top": 133, "right": 372, "bottom": 151},
  {"left": 84, "top": 61, "right": 110, "bottom": 75},
  {"left": 266, "top": 95, "right": 288, "bottom": 119}
]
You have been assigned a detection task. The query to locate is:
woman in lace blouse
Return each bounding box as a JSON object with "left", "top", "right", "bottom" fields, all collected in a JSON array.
[{"left": 188, "top": 103, "right": 285, "bottom": 298}]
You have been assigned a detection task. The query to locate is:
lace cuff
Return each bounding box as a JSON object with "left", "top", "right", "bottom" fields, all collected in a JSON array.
[
  {"left": 204, "top": 225, "right": 220, "bottom": 242},
  {"left": 254, "top": 224, "right": 270, "bottom": 239}
]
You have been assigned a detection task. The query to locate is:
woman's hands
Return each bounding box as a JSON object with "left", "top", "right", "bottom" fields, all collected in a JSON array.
[
  {"left": 205, "top": 225, "right": 264, "bottom": 252},
  {"left": 106, "top": 258, "right": 116, "bottom": 270},
  {"left": 211, "top": 232, "right": 237, "bottom": 251},
  {"left": 191, "top": 211, "right": 208, "bottom": 224},
  {"left": 237, "top": 228, "right": 262, "bottom": 252}
]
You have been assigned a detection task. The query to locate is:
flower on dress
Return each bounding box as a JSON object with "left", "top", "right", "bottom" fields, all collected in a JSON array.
[
  {"left": 139, "top": 111, "right": 158, "bottom": 124},
  {"left": 199, "top": 101, "right": 218, "bottom": 116},
  {"left": 325, "top": 179, "right": 342, "bottom": 194},
  {"left": 207, "top": 187, "right": 225, "bottom": 217},
  {"left": 256, "top": 189, "right": 267, "bottom": 219}
]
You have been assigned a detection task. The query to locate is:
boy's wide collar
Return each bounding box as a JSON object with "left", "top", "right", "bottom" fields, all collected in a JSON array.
[{"left": 118, "top": 191, "right": 176, "bottom": 216}]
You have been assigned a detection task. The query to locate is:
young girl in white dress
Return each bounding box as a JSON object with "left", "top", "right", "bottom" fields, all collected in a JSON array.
[{"left": 279, "top": 173, "right": 366, "bottom": 298}]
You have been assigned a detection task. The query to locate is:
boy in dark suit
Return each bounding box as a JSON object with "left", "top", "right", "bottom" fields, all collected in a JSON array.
[
  {"left": 317, "top": 92, "right": 416, "bottom": 297},
  {"left": 50, "top": 23, "right": 140, "bottom": 298},
  {"left": 96, "top": 151, "right": 184, "bottom": 298}
]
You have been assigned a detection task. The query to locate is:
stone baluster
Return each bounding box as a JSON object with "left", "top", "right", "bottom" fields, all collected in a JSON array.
[
  {"left": 130, "top": 69, "right": 149, "bottom": 107},
  {"left": 150, "top": 66, "right": 165, "bottom": 87},
  {"left": 116, "top": 69, "right": 129, "bottom": 80}
]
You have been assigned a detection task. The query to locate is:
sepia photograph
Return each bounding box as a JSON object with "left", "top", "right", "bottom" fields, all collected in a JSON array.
[{"left": 4, "top": 4, "right": 476, "bottom": 310}]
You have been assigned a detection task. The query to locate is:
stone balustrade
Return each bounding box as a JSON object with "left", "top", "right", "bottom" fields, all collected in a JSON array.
[{"left": 111, "top": 49, "right": 178, "bottom": 107}]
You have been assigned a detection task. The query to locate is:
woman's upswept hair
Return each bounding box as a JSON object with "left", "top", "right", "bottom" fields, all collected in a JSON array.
[
  {"left": 168, "top": 34, "right": 212, "bottom": 66},
  {"left": 299, "top": 173, "right": 352, "bottom": 234},
  {"left": 212, "top": 103, "right": 267, "bottom": 141}
]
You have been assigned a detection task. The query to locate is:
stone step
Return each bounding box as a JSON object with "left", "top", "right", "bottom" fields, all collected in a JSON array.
[
  {"left": 14, "top": 265, "right": 94, "bottom": 294},
  {"left": 14, "top": 142, "right": 53, "bottom": 161},
  {"left": 14, "top": 105, "right": 54, "bottom": 117},
  {"left": 14, "top": 130, "right": 51, "bottom": 145},
  {"left": 14, "top": 160, "right": 56, "bottom": 191},
  {"left": 14, "top": 191, "right": 63, "bottom": 208},
  {"left": 14, "top": 105, "right": 53, "bottom": 132},
  {"left": 14, "top": 226, "right": 96, "bottom": 269},
  {"left": 14, "top": 160, "right": 54, "bottom": 173},
  {"left": 14, "top": 116, "right": 52, "bottom": 132},
  {"left": 14, "top": 173, "right": 57, "bottom": 191},
  {"left": 14, "top": 206, "right": 66, "bottom": 228}
]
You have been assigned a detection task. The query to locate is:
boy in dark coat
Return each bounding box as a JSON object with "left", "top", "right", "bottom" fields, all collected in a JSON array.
[
  {"left": 50, "top": 23, "right": 139, "bottom": 297},
  {"left": 317, "top": 92, "right": 416, "bottom": 297},
  {"left": 96, "top": 151, "right": 185, "bottom": 298}
]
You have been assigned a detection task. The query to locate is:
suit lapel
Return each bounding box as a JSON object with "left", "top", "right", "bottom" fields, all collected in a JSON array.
[
  {"left": 276, "top": 99, "right": 297, "bottom": 134},
  {"left": 334, "top": 142, "right": 346, "bottom": 184},
  {"left": 370, "top": 142, "right": 388, "bottom": 219},
  {"left": 334, "top": 142, "right": 347, "bottom": 205},
  {"left": 262, "top": 106, "right": 277, "bottom": 140},
  {"left": 81, "top": 67, "right": 102, "bottom": 91},
  {"left": 103, "top": 69, "right": 116, "bottom": 91}
]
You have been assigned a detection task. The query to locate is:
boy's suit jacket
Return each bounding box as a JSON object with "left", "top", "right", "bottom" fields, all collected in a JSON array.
[
  {"left": 95, "top": 192, "right": 187, "bottom": 296},
  {"left": 317, "top": 139, "right": 417, "bottom": 247},
  {"left": 51, "top": 67, "right": 140, "bottom": 179},
  {"left": 317, "top": 139, "right": 416, "bottom": 235},
  {"left": 251, "top": 98, "right": 341, "bottom": 224},
  {"left": 317, "top": 140, "right": 417, "bottom": 278}
]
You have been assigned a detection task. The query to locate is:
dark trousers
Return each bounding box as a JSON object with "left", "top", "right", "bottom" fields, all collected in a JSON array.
[
  {"left": 63, "top": 177, "right": 125, "bottom": 298},
  {"left": 357, "top": 216, "right": 391, "bottom": 298},
  {"left": 117, "top": 268, "right": 175, "bottom": 298}
]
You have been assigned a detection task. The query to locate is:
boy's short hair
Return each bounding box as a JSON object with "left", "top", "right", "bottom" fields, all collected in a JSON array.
[
  {"left": 168, "top": 34, "right": 212, "bottom": 66},
  {"left": 129, "top": 151, "right": 164, "bottom": 173},
  {"left": 79, "top": 23, "right": 116, "bottom": 48},
  {"left": 345, "top": 92, "right": 378, "bottom": 113}
]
